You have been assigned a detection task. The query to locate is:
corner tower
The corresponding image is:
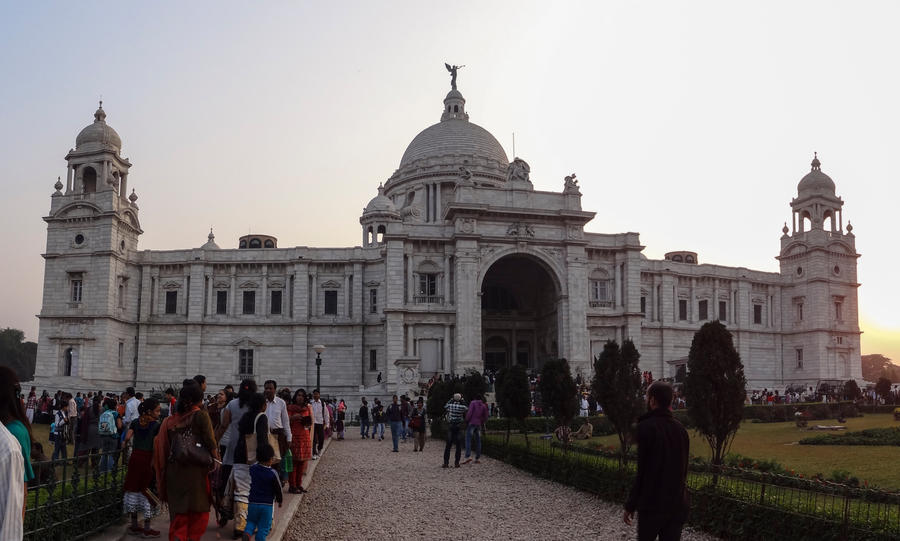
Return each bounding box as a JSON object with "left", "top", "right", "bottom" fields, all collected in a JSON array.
[
  {"left": 777, "top": 155, "right": 862, "bottom": 385},
  {"left": 34, "top": 103, "right": 144, "bottom": 390}
]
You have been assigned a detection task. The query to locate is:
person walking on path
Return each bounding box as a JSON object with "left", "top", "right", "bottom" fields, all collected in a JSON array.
[
  {"left": 24, "top": 388, "right": 37, "bottom": 424},
  {"left": 122, "top": 398, "right": 162, "bottom": 538},
  {"left": 310, "top": 389, "right": 329, "bottom": 459},
  {"left": 442, "top": 393, "right": 468, "bottom": 468},
  {"left": 623, "top": 381, "right": 690, "bottom": 541},
  {"left": 371, "top": 399, "right": 385, "bottom": 441},
  {"left": 263, "top": 380, "right": 291, "bottom": 484},
  {"left": 77, "top": 395, "right": 103, "bottom": 467},
  {"left": 336, "top": 399, "right": 346, "bottom": 440},
  {"left": 400, "top": 395, "right": 412, "bottom": 442},
  {"left": 98, "top": 397, "right": 122, "bottom": 472},
  {"left": 244, "top": 444, "right": 283, "bottom": 541},
  {"left": 286, "top": 389, "right": 312, "bottom": 494},
  {"left": 386, "top": 395, "right": 403, "bottom": 452},
  {"left": 154, "top": 382, "right": 219, "bottom": 541},
  {"left": 410, "top": 397, "right": 427, "bottom": 452},
  {"left": 463, "top": 394, "right": 488, "bottom": 464},
  {"left": 66, "top": 392, "right": 78, "bottom": 449},
  {"left": 51, "top": 399, "right": 69, "bottom": 461},
  {"left": 358, "top": 398, "right": 370, "bottom": 439}
]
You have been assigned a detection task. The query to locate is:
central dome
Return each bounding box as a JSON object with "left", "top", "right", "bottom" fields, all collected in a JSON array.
[
  {"left": 75, "top": 103, "right": 122, "bottom": 152},
  {"left": 399, "top": 119, "right": 509, "bottom": 168},
  {"left": 397, "top": 89, "right": 508, "bottom": 171}
]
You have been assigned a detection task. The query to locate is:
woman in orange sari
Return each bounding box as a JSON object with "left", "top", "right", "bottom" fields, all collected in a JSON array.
[
  {"left": 153, "top": 382, "right": 219, "bottom": 541},
  {"left": 286, "top": 389, "right": 312, "bottom": 494}
]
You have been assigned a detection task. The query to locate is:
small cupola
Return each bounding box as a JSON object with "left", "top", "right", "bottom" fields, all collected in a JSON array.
[{"left": 441, "top": 89, "right": 468, "bottom": 121}]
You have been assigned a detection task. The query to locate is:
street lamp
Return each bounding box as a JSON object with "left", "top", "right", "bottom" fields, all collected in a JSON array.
[{"left": 313, "top": 344, "right": 326, "bottom": 391}]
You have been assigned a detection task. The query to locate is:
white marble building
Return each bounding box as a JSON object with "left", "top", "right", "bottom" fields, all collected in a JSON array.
[{"left": 32, "top": 81, "right": 863, "bottom": 396}]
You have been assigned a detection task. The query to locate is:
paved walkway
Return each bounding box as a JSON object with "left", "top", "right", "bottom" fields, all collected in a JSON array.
[{"left": 287, "top": 434, "right": 716, "bottom": 541}]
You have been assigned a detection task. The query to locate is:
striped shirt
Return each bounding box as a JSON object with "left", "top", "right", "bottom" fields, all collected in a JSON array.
[{"left": 444, "top": 400, "right": 468, "bottom": 424}]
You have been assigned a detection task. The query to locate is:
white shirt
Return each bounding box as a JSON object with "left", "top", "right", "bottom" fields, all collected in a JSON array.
[
  {"left": 310, "top": 399, "right": 330, "bottom": 426},
  {"left": 0, "top": 423, "right": 24, "bottom": 540},
  {"left": 123, "top": 397, "right": 140, "bottom": 425},
  {"left": 265, "top": 396, "right": 292, "bottom": 443}
]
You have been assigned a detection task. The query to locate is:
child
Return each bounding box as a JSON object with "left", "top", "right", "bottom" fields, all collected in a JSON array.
[{"left": 244, "top": 444, "right": 283, "bottom": 541}]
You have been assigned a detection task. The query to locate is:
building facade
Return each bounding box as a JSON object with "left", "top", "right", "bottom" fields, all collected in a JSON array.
[{"left": 33, "top": 82, "right": 863, "bottom": 396}]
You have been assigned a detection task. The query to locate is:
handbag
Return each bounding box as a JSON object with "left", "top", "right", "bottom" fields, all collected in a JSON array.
[
  {"left": 245, "top": 413, "right": 282, "bottom": 463},
  {"left": 409, "top": 415, "right": 423, "bottom": 430},
  {"left": 283, "top": 449, "right": 293, "bottom": 473},
  {"left": 169, "top": 414, "right": 213, "bottom": 468}
]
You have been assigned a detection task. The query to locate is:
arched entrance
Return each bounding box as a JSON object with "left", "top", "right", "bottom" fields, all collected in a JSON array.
[{"left": 481, "top": 254, "right": 560, "bottom": 373}]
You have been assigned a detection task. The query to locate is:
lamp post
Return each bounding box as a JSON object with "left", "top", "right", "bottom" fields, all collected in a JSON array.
[{"left": 313, "top": 344, "right": 326, "bottom": 391}]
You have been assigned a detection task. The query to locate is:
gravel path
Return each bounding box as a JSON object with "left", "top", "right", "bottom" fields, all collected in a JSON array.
[{"left": 286, "top": 434, "right": 717, "bottom": 541}]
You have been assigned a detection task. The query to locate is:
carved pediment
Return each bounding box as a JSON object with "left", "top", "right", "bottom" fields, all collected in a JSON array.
[
  {"left": 320, "top": 280, "right": 341, "bottom": 289},
  {"left": 214, "top": 281, "right": 230, "bottom": 289},
  {"left": 751, "top": 296, "right": 767, "bottom": 304},
  {"left": 231, "top": 337, "right": 262, "bottom": 347},
  {"left": 365, "top": 280, "right": 381, "bottom": 287},
  {"left": 269, "top": 281, "right": 284, "bottom": 288},
  {"left": 239, "top": 281, "right": 259, "bottom": 289},
  {"left": 162, "top": 281, "right": 182, "bottom": 290}
]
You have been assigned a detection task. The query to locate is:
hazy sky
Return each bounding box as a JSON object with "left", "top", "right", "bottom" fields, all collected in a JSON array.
[{"left": 1, "top": 1, "right": 897, "bottom": 362}]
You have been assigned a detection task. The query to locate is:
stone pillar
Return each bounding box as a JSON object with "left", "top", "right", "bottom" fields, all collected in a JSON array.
[
  {"left": 443, "top": 254, "right": 450, "bottom": 304},
  {"left": 344, "top": 272, "right": 351, "bottom": 317},
  {"left": 205, "top": 273, "right": 213, "bottom": 316},
  {"left": 261, "top": 265, "right": 268, "bottom": 316},
  {"left": 406, "top": 325, "right": 415, "bottom": 356},
  {"left": 353, "top": 263, "right": 363, "bottom": 323},
  {"left": 310, "top": 268, "right": 318, "bottom": 317},
  {"left": 120, "top": 172, "right": 128, "bottom": 199},
  {"left": 435, "top": 183, "right": 441, "bottom": 221},
  {"left": 615, "top": 263, "right": 622, "bottom": 308},
  {"left": 407, "top": 254, "right": 414, "bottom": 304},
  {"left": 230, "top": 266, "right": 237, "bottom": 316},
  {"left": 443, "top": 325, "right": 452, "bottom": 374},
  {"left": 454, "top": 240, "right": 481, "bottom": 373},
  {"left": 101, "top": 161, "right": 109, "bottom": 192},
  {"left": 66, "top": 165, "right": 73, "bottom": 194}
]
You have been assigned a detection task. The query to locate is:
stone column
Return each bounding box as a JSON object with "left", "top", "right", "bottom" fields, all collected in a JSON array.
[
  {"left": 101, "top": 161, "right": 109, "bottom": 192},
  {"left": 435, "top": 183, "right": 441, "bottom": 221},
  {"left": 66, "top": 165, "right": 73, "bottom": 194},
  {"left": 406, "top": 325, "right": 415, "bottom": 356},
  {"left": 344, "top": 272, "right": 351, "bottom": 317},
  {"left": 443, "top": 325, "right": 451, "bottom": 374},
  {"left": 120, "top": 172, "right": 128, "bottom": 199},
  {"left": 407, "top": 254, "right": 414, "bottom": 304},
  {"left": 454, "top": 239, "right": 481, "bottom": 373},
  {"left": 205, "top": 273, "right": 213, "bottom": 316},
  {"left": 261, "top": 265, "right": 268, "bottom": 316},
  {"left": 443, "top": 254, "right": 450, "bottom": 304},
  {"left": 310, "top": 268, "right": 318, "bottom": 317},
  {"left": 230, "top": 266, "right": 237, "bottom": 316},
  {"left": 293, "top": 262, "right": 309, "bottom": 321},
  {"left": 615, "top": 263, "right": 622, "bottom": 308},
  {"left": 353, "top": 263, "right": 363, "bottom": 323}
]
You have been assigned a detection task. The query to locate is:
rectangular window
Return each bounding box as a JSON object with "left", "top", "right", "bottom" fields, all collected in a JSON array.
[
  {"left": 71, "top": 279, "right": 83, "bottom": 303},
  {"left": 369, "top": 349, "right": 377, "bottom": 371},
  {"left": 118, "top": 341, "right": 124, "bottom": 367},
  {"left": 243, "top": 291, "right": 256, "bottom": 314},
  {"left": 369, "top": 288, "right": 377, "bottom": 314},
  {"left": 271, "top": 290, "right": 282, "bottom": 315},
  {"left": 835, "top": 302, "right": 842, "bottom": 321},
  {"left": 118, "top": 284, "right": 125, "bottom": 308},
  {"left": 796, "top": 348, "right": 803, "bottom": 369},
  {"left": 753, "top": 304, "right": 763, "bottom": 325},
  {"left": 591, "top": 281, "right": 609, "bottom": 301},
  {"left": 718, "top": 301, "right": 727, "bottom": 321},
  {"left": 165, "top": 291, "right": 178, "bottom": 314},
  {"left": 418, "top": 274, "right": 437, "bottom": 296},
  {"left": 678, "top": 299, "right": 687, "bottom": 321},
  {"left": 797, "top": 303, "right": 804, "bottom": 321},
  {"left": 239, "top": 349, "right": 254, "bottom": 376},
  {"left": 324, "top": 290, "right": 338, "bottom": 315},
  {"left": 640, "top": 296, "right": 646, "bottom": 317},
  {"left": 216, "top": 291, "right": 227, "bottom": 314},
  {"left": 698, "top": 299, "right": 708, "bottom": 321}
]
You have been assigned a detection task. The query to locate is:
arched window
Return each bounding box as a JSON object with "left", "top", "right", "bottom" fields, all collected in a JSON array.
[
  {"left": 367, "top": 226, "right": 374, "bottom": 246},
  {"left": 249, "top": 238, "right": 262, "bottom": 248},
  {"left": 800, "top": 211, "right": 812, "bottom": 232},
  {"left": 264, "top": 239, "right": 274, "bottom": 248},
  {"left": 454, "top": 105, "right": 459, "bottom": 113},
  {"left": 376, "top": 225, "right": 386, "bottom": 244},
  {"left": 685, "top": 255, "right": 695, "bottom": 263},
  {"left": 823, "top": 210, "right": 834, "bottom": 232},
  {"left": 64, "top": 347, "right": 76, "bottom": 376},
  {"left": 82, "top": 167, "right": 97, "bottom": 193},
  {"left": 239, "top": 239, "right": 247, "bottom": 249},
  {"left": 672, "top": 255, "right": 683, "bottom": 262}
]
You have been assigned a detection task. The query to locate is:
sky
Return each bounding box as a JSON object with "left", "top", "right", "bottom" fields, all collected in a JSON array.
[{"left": 0, "top": 1, "right": 897, "bottom": 362}]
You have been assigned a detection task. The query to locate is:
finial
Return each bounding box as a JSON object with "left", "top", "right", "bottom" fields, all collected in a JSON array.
[
  {"left": 811, "top": 152, "right": 820, "bottom": 171},
  {"left": 377, "top": 182, "right": 384, "bottom": 194},
  {"left": 94, "top": 100, "right": 107, "bottom": 122},
  {"left": 208, "top": 227, "right": 215, "bottom": 241},
  {"left": 782, "top": 222, "right": 789, "bottom": 235},
  {"left": 128, "top": 189, "right": 138, "bottom": 203},
  {"left": 54, "top": 176, "right": 64, "bottom": 193},
  {"left": 846, "top": 221, "right": 853, "bottom": 233}
]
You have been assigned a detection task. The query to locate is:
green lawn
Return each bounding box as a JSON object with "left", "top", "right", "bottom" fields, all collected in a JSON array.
[{"left": 578, "top": 413, "right": 900, "bottom": 489}]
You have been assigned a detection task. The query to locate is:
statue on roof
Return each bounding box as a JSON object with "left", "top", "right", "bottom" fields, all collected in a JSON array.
[
  {"left": 445, "top": 63, "right": 464, "bottom": 90},
  {"left": 563, "top": 173, "right": 581, "bottom": 194}
]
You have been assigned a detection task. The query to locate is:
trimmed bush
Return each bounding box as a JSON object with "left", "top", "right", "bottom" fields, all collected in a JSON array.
[{"left": 800, "top": 427, "right": 900, "bottom": 446}]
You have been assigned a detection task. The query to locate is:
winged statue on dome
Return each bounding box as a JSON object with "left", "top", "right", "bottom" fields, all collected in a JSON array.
[{"left": 445, "top": 63, "right": 464, "bottom": 90}]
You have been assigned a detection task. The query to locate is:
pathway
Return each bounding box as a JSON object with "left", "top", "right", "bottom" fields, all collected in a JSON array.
[{"left": 287, "top": 433, "right": 716, "bottom": 541}]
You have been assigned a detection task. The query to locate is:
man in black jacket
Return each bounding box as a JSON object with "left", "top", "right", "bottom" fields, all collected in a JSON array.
[
  {"left": 624, "top": 381, "right": 690, "bottom": 541},
  {"left": 358, "top": 398, "right": 370, "bottom": 439}
]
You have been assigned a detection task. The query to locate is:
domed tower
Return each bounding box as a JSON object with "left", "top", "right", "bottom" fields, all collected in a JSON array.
[
  {"left": 360, "top": 183, "right": 400, "bottom": 247},
  {"left": 384, "top": 80, "right": 509, "bottom": 223},
  {"left": 35, "top": 102, "right": 143, "bottom": 389},
  {"left": 778, "top": 155, "right": 861, "bottom": 385}
]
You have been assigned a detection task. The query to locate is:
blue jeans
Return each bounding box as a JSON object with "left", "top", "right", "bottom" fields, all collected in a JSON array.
[
  {"left": 443, "top": 423, "right": 463, "bottom": 466},
  {"left": 389, "top": 421, "right": 402, "bottom": 451},
  {"left": 360, "top": 418, "right": 370, "bottom": 437},
  {"left": 402, "top": 419, "right": 409, "bottom": 440},
  {"left": 52, "top": 434, "right": 67, "bottom": 460},
  {"left": 372, "top": 423, "right": 384, "bottom": 439},
  {"left": 245, "top": 503, "right": 274, "bottom": 541},
  {"left": 99, "top": 436, "right": 118, "bottom": 472},
  {"left": 465, "top": 424, "right": 482, "bottom": 459}
]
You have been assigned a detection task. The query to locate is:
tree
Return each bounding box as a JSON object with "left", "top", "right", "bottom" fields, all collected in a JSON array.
[
  {"left": 462, "top": 369, "right": 488, "bottom": 402},
  {"left": 495, "top": 364, "right": 531, "bottom": 446},
  {"left": 842, "top": 379, "right": 861, "bottom": 401},
  {"left": 0, "top": 327, "right": 37, "bottom": 382},
  {"left": 538, "top": 358, "right": 578, "bottom": 443},
  {"left": 861, "top": 354, "right": 900, "bottom": 383},
  {"left": 875, "top": 377, "right": 892, "bottom": 400},
  {"left": 683, "top": 321, "right": 747, "bottom": 466},
  {"left": 592, "top": 339, "right": 644, "bottom": 465}
]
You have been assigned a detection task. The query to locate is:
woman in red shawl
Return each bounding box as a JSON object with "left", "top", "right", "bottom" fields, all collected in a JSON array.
[
  {"left": 153, "top": 382, "right": 219, "bottom": 541},
  {"left": 286, "top": 388, "right": 313, "bottom": 494}
]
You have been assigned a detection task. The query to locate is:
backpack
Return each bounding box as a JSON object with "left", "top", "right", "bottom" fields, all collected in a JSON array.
[{"left": 98, "top": 409, "right": 118, "bottom": 436}]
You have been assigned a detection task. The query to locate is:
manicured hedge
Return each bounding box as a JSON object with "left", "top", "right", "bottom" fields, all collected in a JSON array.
[
  {"left": 800, "top": 427, "right": 900, "bottom": 446},
  {"left": 743, "top": 402, "right": 860, "bottom": 423}
]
